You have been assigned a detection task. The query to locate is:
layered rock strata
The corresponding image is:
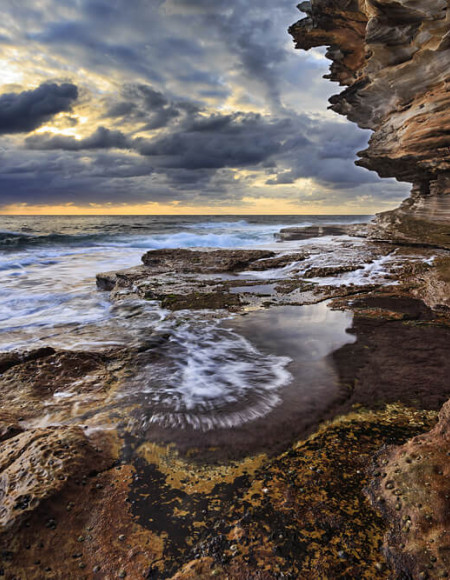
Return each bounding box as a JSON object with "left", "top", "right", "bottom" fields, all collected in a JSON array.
[
  {"left": 289, "top": 8, "right": 450, "bottom": 574},
  {"left": 289, "top": 0, "right": 450, "bottom": 248},
  {"left": 276, "top": 223, "right": 367, "bottom": 240}
]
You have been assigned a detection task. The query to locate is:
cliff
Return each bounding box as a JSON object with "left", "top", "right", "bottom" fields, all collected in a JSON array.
[{"left": 289, "top": 0, "right": 450, "bottom": 248}]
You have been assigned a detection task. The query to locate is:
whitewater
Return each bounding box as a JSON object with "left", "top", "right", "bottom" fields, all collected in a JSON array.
[
  {"left": 0, "top": 214, "right": 370, "bottom": 352},
  {"left": 0, "top": 214, "right": 369, "bottom": 431}
]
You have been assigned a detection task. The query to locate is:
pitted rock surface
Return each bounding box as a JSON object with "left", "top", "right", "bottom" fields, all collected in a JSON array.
[
  {"left": 368, "top": 399, "right": 450, "bottom": 579},
  {"left": 0, "top": 426, "right": 107, "bottom": 531}
]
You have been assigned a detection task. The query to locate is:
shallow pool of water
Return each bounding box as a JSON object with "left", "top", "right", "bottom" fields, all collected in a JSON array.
[{"left": 117, "top": 302, "right": 356, "bottom": 458}]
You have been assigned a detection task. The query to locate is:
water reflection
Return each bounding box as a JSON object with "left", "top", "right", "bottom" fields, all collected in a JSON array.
[
  {"left": 17, "top": 301, "right": 356, "bottom": 459},
  {"left": 121, "top": 302, "right": 355, "bottom": 457},
  {"left": 225, "top": 302, "right": 355, "bottom": 361}
]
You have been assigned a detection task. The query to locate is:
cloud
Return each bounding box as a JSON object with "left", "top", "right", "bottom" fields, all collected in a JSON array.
[
  {"left": 0, "top": 0, "right": 411, "bottom": 211},
  {"left": 26, "top": 126, "right": 131, "bottom": 150},
  {"left": 0, "top": 82, "right": 78, "bottom": 135},
  {"left": 0, "top": 101, "right": 406, "bottom": 209},
  {"left": 162, "top": 0, "right": 300, "bottom": 110},
  {"left": 104, "top": 83, "right": 201, "bottom": 131},
  {"left": 23, "top": 104, "right": 357, "bottom": 187},
  {"left": 136, "top": 112, "right": 288, "bottom": 169}
]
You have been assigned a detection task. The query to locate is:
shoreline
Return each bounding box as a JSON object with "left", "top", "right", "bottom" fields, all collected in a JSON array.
[{"left": 0, "top": 224, "right": 449, "bottom": 578}]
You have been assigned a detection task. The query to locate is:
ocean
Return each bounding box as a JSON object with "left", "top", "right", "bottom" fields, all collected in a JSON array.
[
  {"left": 1, "top": 214, "right": 370, "bottom": 437},
  {"left": 0, "top": 214, "right": 370, "bottom": 353}
]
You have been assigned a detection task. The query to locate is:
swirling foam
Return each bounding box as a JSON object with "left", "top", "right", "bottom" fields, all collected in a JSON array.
[{"left": 118, "top": 320, "right": 293, "bottom": 431}]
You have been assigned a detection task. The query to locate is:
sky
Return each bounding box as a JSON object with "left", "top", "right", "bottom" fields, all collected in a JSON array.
[{"left": 0, "top": 0, "right": 409, "bottom": 215}]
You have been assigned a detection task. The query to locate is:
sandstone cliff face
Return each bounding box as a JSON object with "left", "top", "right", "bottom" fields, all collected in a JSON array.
[{"left": 290, "top": 0, "right": 450, "bottom": 247}]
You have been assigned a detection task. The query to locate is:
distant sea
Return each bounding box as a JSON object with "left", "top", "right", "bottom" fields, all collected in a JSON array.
[{"left": 0, "top": 215, "right": 370, "bottom": 352}]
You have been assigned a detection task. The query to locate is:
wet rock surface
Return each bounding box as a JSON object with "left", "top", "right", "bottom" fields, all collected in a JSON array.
[
  {"left": 277, "top": 223, "right": 367, "bottom": 240},
  {"left": 0, "top": 348, "right": 126, "bottom": 423},
  {"left": 1, "top": 261, "right": 450, "bottom": 577},
  {"left": 0, "top": 347, "right": 55, "bottom": 374},
  {"left": 414, "top": 255, "right": 450, "bottom": 308},
  {"left": 330, "top": 295, "right": 450, "bottom": 413},
  {"left": 141, "top": 248, "right": 275, "bottom": 272},
  {"left": 0, "top": 404, "right": 436, "bottom": 579},
  {"left": 127, "top": 406, "right": 437, "bottom": 580},
  {"left": 96, "top": 238, "right": 441, "bottom": 313},
  {"left": 0, "top": 414, "right": 22, "bottom": 443},
  {"left": 0, "top": 426, "right": 111, "bottom": 533},
  {"left": 2, "top": 228, "right": 450, "bottom": 578}
]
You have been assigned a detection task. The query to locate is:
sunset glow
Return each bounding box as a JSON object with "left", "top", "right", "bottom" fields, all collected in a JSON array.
[{"left": 0, "top": 0, "right": 409, "bottom": 213}]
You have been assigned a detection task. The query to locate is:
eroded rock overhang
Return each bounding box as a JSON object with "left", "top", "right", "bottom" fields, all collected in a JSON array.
[{"left": 289, "top": 0, "right": 450, "bottom": 248}]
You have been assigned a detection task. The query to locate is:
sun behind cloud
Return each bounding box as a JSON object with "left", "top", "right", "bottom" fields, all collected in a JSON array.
[{"left": 0, "top": 0, "right": 409, "bottom": 214}]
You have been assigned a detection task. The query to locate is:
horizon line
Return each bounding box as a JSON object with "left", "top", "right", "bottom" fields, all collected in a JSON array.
[{"left": 0, "top": 212, "right": 374, "bottom": 217}]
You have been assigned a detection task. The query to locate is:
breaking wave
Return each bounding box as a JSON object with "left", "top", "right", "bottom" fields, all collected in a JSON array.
[{"left": 0, "top": 228, "right": 271, "bottom": 251}]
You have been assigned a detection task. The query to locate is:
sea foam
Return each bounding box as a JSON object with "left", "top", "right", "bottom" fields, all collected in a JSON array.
[{"left": 118, "top": 319, "right": 293, "bottom": 431}]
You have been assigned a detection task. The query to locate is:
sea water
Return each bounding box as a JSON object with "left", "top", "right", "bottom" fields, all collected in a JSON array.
[
  {"left": 0, "top": 215, "right": 367, "bottom": 436},
  {"left": 0, "top": 214, "right": 369, "bottom": 351}
]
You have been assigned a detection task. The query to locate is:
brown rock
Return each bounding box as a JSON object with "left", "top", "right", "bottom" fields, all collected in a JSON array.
[
  {"left": 141, "top": 248, "right": 275, "bottom": 273},
  {"left": 332, "top": 295, "right": 450, "bottom": 412},
  {"left": 276, "top": 224, "right": 367, "bottom": 241},
  {"left": 0, "top": 426, "right": 106, "bottom": 532},
  {"left": 289, "top": 0, "right": 450, "bottom": 248},
  {"left": 302, "top": 264, "right": 362, "bottom": 278},
  {"left": 96, "top": 265, "right": 149, "bottom": 291},
  {"left": 414, "top": 255, "right": 450, "bottom": 308},
  {"left": 0, "top": 348, "right": 123, "bottom": 425},
  {"left": 245, "top": 251, "right": 308, "bottom": 269},
  {"left": 367, "top": 399, "right": 450, "bottom": 578},
  {"left": 0, "top": 412, "right": 22, "bottom": 443},
  {"left": 97, "top": 248, "right": 312, "bottom": 312},
  {"left": 160, "top": 291, "right": 241, "bottom": 311},
  {"left": 0, "top": 350, "right": 111, "bottom": 413},
  {"left": 169, "top": 557, "right": 216, "bottom": 579},
  {"left": 0, "top": 347, "right": 55, "bottom": 374}
]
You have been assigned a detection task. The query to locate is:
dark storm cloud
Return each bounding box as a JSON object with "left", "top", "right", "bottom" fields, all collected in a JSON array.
[
  {"left": 0, "top": 82, "right": 78, "bottom": 135},
  {"left": 0, "top": 0, "right": 412, "bottom": 208},
  {"left": 26, "top": 127, "right": 131, "bottom": 151},
  {"left": 136, "top": 113, "right": 289, "bottom": 169},
  {"left": 0, "top": 148, "right": 160, "bottom": 205},
  {"left": 265, "top": 118, "right": 380, "bottom": 189},
  {"left": 0, "top": 103, "right": 394, "bottom": 207},
  {"left": 104, "top": 84, "right": 201, "bottom": 131},
  {"left": 106, "top": 85, "right": 169, "bottom": 118},
  {"left": 130, "top": 107, "right": 378, "bottom": 192}
]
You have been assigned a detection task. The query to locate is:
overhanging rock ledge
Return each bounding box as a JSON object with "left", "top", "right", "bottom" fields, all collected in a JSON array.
[{"left": 289, "top": 0, "right": 450, "bottom": 248}]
